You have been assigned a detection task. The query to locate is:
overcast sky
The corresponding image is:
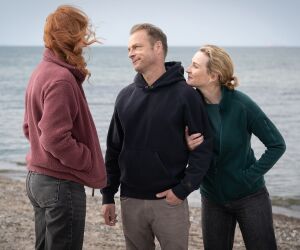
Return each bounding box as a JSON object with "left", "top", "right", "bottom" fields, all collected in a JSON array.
[{"left": 1, "top": 0, "right": 299, "bottom": 46}]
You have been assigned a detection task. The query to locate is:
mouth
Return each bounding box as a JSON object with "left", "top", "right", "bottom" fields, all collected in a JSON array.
[{"left": 132, "top": 58, "right": 140, "bottom": 65}]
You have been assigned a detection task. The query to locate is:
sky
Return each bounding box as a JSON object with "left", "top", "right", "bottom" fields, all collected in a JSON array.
[{"left": 1, "top": 0, "right": 299, "bottom": 47}]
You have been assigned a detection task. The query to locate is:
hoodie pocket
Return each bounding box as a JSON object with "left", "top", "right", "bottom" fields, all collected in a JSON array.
[{"left": 119, "top": 149, "right": 173, "bottom": 190}]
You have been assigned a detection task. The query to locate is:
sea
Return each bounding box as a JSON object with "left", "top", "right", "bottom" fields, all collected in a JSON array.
[{"left": 0, "top": 46, "right": 299, "bottom": 217}]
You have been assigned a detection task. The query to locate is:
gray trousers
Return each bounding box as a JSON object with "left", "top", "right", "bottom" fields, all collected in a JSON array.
[
  {"left": 26, "top": 171, "right": 86, "bottom": 250},
  {"left": 120, "top": 197, "right": 190, "bottom": 250}
]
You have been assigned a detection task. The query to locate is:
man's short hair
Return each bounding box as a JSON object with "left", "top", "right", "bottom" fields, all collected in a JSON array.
[{"left": 130, "top": 23, "right": 168, "bottom": 58}]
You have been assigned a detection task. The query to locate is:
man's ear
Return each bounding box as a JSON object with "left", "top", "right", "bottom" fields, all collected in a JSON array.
[{"left": 154, "top": 40, "right": 163, "bottom": 54}]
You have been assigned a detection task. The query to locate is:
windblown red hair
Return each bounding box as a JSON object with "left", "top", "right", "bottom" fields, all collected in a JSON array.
[{"left": 44, "top": 5, "right": 98, "bottom": 78}]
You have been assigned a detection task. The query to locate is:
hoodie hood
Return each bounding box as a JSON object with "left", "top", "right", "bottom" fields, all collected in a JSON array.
[
  {"left": 43, "top": 48, "right": 86, "bottom": 84},
  {"left": 134, "top": 61, "right": 185, "bottom": 90}
]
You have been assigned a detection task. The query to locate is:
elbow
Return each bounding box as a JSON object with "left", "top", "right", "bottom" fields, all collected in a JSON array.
[
  {"left": 23, "top": 124, "right": 29, "bottom": 140},
  {"left": 274, "top": 139, "right": 286, "bottom": 157},
  {"left": 280, "top": 140, "right": 286, "bottom": 155},
  {"left": 39, "top": 133, "right": 57, "bottom": 153}
]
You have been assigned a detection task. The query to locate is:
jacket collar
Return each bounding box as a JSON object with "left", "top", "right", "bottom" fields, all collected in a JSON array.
[
  {"left": 43, "top": 48, "right": 86, "bottom": 84},
  {"left": 219, "top": 85, "right": 233, "bottom": 110},
  {"left": 134, "top": 61, "right": 185, "bottom": 90}
]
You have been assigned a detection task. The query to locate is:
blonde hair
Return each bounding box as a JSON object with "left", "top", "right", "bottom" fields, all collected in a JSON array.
[
  {"left": 200, "top": 45, "right": 239, "bottom": 90},
  {"left": 44, "top": 5, "right": 98, "bottom": 78}
]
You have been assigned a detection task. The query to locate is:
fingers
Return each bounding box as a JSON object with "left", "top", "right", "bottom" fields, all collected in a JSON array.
[
  {"left": 185, "top": 126, "right": 189, "bottom": 137},
  {"left": 156, "top": 190, "right": 169, "bottom": 198},
  {"left": 189, "top": 133, "right": 202, "bottom": 140},
  {"left": 103, "top": 208, "right": 112, "bottom": 225},
  {"left": 166, "top": 199, "right": 183, "bottom": 205},
  {"left": 102, "top": 204, "right": 117, "bottom": 226},
  {"left": 157, "top": 189, "right": 183, "bottom": 205},
  {"left": 185, "top": 126, "right": 202, "bottom": 139},
  {"left": 104, "top": 212, "right": 111, "bottom": 225},
  {"left": 191, "top": 135, "right": 204, "bottom": 144},
  {"left": 188, "top": 134, "right": 204, "bottom": 150},
  {"left": 199, "top": 136, "right": 204, "bottom": 143},
  {"left": 108, "top": 214, "right": 118, "bottom": 226},
  {"left": 165, "top": 190, "right": 183, "bottom": 205}
]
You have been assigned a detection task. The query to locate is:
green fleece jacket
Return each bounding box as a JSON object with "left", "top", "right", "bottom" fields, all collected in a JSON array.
[{"left": 200, "top": 87, "right": 286, "bottom": 204}]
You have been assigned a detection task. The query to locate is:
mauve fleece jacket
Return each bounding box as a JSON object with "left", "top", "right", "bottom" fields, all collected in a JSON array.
[{"left": 23, "top": 48, "right": 106, "bottom": 188}]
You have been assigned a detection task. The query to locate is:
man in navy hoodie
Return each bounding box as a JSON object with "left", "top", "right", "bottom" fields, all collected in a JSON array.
[{"left": 101, "top": 23, "right": 213, "bottom": 250}]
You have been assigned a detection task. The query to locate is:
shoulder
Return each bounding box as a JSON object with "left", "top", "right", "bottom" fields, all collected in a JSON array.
[
  {"left": 40, "top": 60, "right": 77, "bottom": 85},
  {"left": 42, "top": 80, "right": 76, "bottom": 100},
  {"left": 31, "top": 61, "right": 77, "bottom": 96},
  {"left": 231, "top": 89, "right": 261, "bottom": 112},
  {"left": 227, "top": 89, "right": 265, "bottom": 122},
  {"left": 115, "top": 83, "right": 135, "bottom": 104},
  {"left": 176, "top": 81, "right": 205, "bottom": 105}
]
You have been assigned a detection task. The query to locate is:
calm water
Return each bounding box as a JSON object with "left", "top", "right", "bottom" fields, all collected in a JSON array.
[{"left": 0, "top": 46, "right": 299, "bottom": 206}]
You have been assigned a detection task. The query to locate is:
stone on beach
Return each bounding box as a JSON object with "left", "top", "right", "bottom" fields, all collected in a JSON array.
[{"left": 0, "top": 176, "right": 299, "bottom": 250}]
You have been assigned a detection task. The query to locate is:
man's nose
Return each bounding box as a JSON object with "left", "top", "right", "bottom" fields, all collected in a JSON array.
[{"left": 128, "top": 49, "right": 134, "bottom": 59}]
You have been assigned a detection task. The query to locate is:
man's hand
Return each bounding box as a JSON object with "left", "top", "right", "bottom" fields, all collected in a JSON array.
[
  {"left": 156, "top": 189, "right": 183, "bottom": 205},
  {"left": 101, "top": 204, "right": 117, "bottom": 226}
]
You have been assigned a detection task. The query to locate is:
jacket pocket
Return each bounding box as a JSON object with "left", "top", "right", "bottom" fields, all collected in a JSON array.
[
  {"left": 119, "top": 149, "right": 173, "bottom": 190},
  {"left": 220, "top": 169, "right": 253, "bottom": 200}
]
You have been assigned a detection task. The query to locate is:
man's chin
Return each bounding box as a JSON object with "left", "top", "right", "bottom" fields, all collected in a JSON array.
[{"left": 133, "top": 66, "right": 142, "bottom": 73}]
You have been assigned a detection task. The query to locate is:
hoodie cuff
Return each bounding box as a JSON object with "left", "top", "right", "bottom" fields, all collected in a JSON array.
[
  {"left": 101, "top": 192, "right": 115, "bottom": 204},
  {"left": 172, "top": 184, "right": 191, "bottom": 200}
]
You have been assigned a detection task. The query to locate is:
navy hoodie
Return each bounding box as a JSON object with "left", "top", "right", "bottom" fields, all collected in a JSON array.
[{"left": 101, "top": 62, "right": 213, "bottom": 203}]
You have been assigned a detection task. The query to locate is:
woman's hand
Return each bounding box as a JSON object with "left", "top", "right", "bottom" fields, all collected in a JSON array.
[{"left": 185, "top": 126, "right": 204, "bottom": 151}]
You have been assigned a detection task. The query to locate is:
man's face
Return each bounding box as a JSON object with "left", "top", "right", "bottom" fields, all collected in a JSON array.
[{"left": 128, "top": 30, "right": 157, "bottom": 74}]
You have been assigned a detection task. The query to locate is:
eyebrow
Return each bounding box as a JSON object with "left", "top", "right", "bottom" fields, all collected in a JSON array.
[
  {"left": 192, "top": 61, "right": 200, "bottom": 67},
  {"left": 128, "top": 43, "right": 142, "bottom": 50}
]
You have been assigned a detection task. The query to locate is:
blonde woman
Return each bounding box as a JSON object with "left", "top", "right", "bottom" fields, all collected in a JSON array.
[
  {"left": 23, "top": 6, "right": 106, "bottom": 249},
  {"left": 185, "top": 45, "right": 285, "bottom": 250}
]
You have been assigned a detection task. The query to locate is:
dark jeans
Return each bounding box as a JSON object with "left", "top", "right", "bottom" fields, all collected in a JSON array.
[
  {"left": 26, "top": 171, "right": 86, "bottom": 250},
  {"left": 201, "top": 187, "right": 277, "bottom": 250}
]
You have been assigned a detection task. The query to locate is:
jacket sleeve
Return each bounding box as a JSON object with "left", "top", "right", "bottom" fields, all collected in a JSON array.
[
  {"left": 243, "top": 104, "right": 286, "bottom": 187},
  {"left": 101, "top": 107, "right": 124, "bottom": 204},
  {"left": 38, "top": 80, "right": 92, "bottom": 171},
  {"left": 23, "top": 92, "right": 29, "bottom": 140},
  {"left": 172, "top": 88, "right": 214, "bottom": 200}
]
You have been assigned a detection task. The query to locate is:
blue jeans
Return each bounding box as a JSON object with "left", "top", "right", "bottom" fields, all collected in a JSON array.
[
  {"left": 201, "top": 187, "right": 277, "bottom": 250},
  {"left": 26, "top": 171, "right": 86, "bottom": 250}
]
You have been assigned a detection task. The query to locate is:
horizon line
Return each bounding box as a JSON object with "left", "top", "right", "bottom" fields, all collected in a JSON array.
[{"left": 1, "top": 45, "right": 300, "bottom": 48}]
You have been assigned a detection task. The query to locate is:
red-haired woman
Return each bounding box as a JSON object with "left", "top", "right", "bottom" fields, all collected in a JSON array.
[{"left": 23, "top": 5, "right": 106, "bottom": 249}]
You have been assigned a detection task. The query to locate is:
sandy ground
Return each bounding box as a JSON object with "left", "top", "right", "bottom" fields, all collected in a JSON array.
[{"left": 0, "top": 176, "right": 299, "bottom": 250}]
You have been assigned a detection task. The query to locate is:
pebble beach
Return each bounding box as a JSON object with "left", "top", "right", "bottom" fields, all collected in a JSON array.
[{"left": 0, "top": 176, "right": 299, "bottom": 250}]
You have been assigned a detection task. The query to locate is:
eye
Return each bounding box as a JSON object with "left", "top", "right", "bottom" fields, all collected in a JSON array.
[{"left": 193, "top": 63, "right": 199, "bottom": 69}]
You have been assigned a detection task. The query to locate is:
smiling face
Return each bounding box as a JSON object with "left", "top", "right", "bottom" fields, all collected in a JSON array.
[
  {"left": 128, "top": 30, "right": 158, "bottom": 74},
  {"left": 186, "top": 51, "right": 213, "bottom": 89}
]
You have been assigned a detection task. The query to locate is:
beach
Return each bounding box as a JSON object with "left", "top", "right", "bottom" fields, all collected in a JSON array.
[{"left": 0, "top": 176, "right": 299, "bottom": 250}]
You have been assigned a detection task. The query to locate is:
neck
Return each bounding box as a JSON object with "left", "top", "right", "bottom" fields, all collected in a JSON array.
[
  {"left": 142, "top": 62, "right": 166, "bottom": 85},
  {"left": 198, "top": 84, "right": 222, "bottom": 104}
]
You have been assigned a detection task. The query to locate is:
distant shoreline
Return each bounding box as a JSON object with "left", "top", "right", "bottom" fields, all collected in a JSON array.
[{"left": 1, "top": 45, "right": 300, "bottom": 49}]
